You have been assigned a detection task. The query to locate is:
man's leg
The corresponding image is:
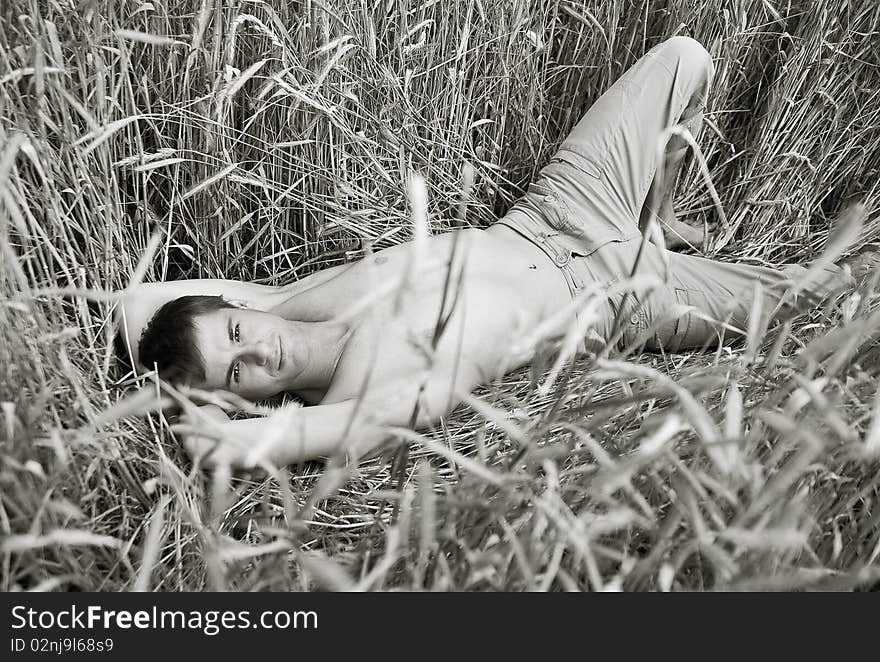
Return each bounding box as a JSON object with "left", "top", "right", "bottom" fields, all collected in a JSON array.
[
  {"left": 639, "top": 141, "right": 706, "bottom": 250},
  {"left": 549, "top": 36, "right": 715, "bottom": 233},
  {"left": 531, "top": 36, "right": 854, "bottom": 352},
  {"left": 635, "top": 40, "right": 713, "bottom": 250},
  {"left": 498, "top": 36, "right": 717, "bottom": 263},
  {"left": 618, "top": 243, "right": 853, "bottom": 352}
]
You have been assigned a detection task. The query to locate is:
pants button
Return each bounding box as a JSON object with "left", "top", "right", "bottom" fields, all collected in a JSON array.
[
  {"left": 630, "top": 313, "right": 640, "bottom": 324},
  {"left": 554, "top": 253, "right": 569, "bottom": 266}
]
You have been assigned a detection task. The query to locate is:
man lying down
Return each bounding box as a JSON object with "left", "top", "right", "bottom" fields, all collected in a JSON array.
[{"left": 118, "top": 37, "right": 854, "bottom": 470}]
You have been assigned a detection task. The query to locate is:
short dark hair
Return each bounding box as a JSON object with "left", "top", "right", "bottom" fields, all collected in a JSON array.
[{"left": 138, "top": 295, "right": 236, "bottom": 385}]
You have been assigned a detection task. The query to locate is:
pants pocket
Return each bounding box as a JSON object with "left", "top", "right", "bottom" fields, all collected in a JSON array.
[
  {"left": 621, "top": 287, "right": 721, "bottom": 353},
  {"left": 662, "top": 288, "right": 722, "bottom": 350}
]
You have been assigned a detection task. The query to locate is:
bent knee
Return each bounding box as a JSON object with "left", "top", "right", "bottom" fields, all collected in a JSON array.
[{"left": 656, "top": 35, "right": 715, "bottom": 86}]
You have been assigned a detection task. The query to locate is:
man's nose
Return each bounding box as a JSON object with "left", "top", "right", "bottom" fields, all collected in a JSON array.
[{"left": 247, "top": 340, "right": 272, "bottom": 366}]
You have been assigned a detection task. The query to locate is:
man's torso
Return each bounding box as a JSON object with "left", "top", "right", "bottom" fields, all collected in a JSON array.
[{"left": 276, "top": 226, "right": 574, "bottom": 403}]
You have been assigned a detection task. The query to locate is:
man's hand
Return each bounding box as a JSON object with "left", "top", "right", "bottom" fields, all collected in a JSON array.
[{"left": 171, "top": 404, "right": 252, "bottom": 470}]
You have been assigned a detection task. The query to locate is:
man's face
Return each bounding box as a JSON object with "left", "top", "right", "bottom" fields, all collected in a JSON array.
[{"left": 191, "top": 306, "right": 302, "bottom": 400}]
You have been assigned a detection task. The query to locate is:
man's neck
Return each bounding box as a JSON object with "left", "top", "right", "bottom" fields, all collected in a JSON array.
[{"left": 287, "top": 319, "right": 352, "bottom": 402}]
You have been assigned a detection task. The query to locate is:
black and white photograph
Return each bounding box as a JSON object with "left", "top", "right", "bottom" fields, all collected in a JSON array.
[{"left": 2, "top": 0, "right": 880, "bottom": 609}]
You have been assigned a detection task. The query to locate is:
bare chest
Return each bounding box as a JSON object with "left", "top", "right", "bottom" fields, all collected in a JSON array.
[{"left": 319, "top": 229, "right": 574, "bottom": 401}]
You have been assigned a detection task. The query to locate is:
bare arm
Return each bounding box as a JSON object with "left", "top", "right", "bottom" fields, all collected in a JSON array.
[
  {"left": 116, "top": 263, "right": 352, "bottom": 369},
  {"left": 175, "top": 364, "right": 479, "bottom": 468}
]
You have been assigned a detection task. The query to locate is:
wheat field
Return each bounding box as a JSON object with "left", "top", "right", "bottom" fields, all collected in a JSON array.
[{"left": 2, "top": 0, "right": 880, "bottom": 591}]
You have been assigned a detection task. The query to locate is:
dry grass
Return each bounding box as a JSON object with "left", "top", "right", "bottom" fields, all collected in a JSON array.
[{"left": 2, "top": 0, "right": 880, "bottom": 591}]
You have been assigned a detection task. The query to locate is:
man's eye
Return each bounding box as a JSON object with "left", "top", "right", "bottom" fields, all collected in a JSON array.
[
  {"left": 233, "top": 362, "right": 240, "bottom": 383},
  {"left": 234, "top": 323, "right": 241, "bottom": 343}
]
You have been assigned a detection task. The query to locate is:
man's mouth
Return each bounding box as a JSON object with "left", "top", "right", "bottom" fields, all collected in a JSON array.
[{"left": 277, "top": 336, "right": 283, "bottom": 372}]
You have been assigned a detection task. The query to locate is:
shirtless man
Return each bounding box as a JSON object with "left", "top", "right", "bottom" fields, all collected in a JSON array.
[{"left": 119, "top": 37, "right": 849, "bottom": 469}]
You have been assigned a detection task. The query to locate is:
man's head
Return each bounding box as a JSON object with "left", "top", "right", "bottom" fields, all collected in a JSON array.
[{"left": 138, "top": 295, "right": 302, "bottom": 400}]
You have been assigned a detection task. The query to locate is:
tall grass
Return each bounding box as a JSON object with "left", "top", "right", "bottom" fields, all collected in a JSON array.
[{"left": 2, "top": 0, "right": 880, "bottom": 591}]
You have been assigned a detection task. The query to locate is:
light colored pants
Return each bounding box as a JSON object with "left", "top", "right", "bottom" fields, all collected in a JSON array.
[{"left": 496, "top": 36, "right": 849, "bottom": 352}]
